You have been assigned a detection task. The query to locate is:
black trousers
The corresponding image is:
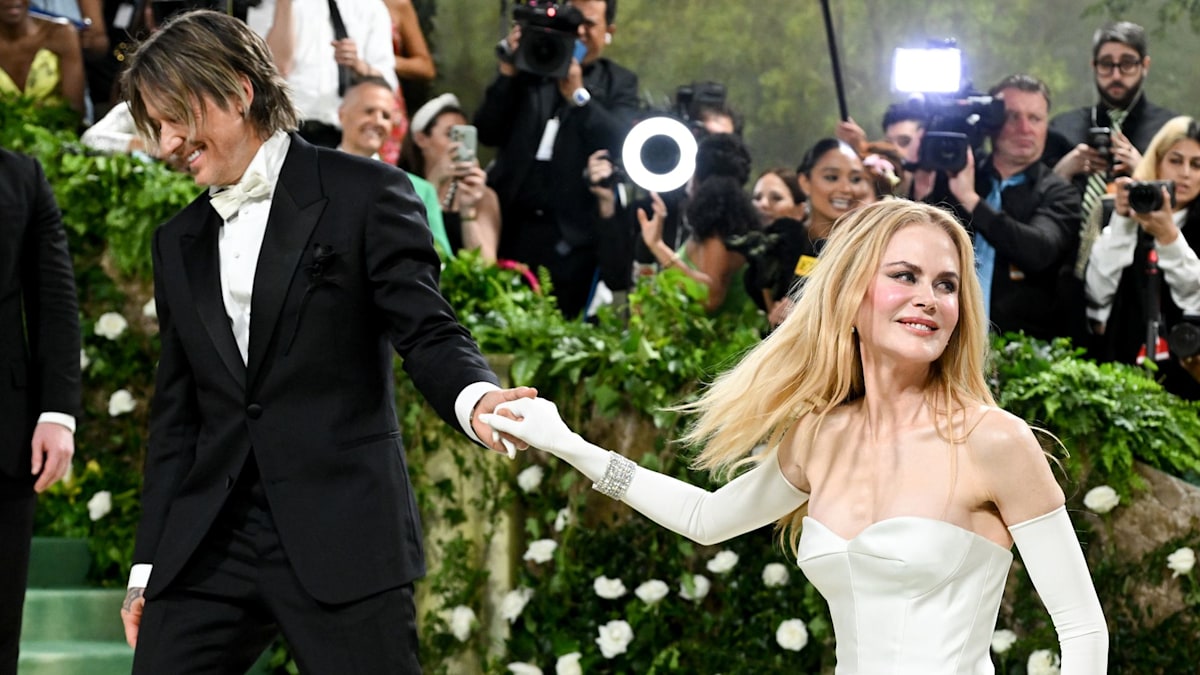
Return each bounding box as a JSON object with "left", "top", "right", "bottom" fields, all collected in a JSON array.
[
  {"left": 0, "top": 474, "right": 35, "bottom": 675},
  {"left": 499, "top": 216, "right": 598, "bottom": 319},
  {"left": 132, "top": 460, "right": 421, "bottom": 674}
]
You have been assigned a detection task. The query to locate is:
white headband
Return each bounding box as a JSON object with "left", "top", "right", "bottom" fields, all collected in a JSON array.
[{"left": 410, "top": 93, "right": 462, "bottom": 134}]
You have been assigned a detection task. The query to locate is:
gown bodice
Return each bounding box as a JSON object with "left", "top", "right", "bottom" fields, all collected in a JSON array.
[{"left": 797, "top": 516, "right": 1014, "bottom": 674}]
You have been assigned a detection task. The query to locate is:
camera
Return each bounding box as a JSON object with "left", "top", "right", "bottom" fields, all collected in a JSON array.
[
  {"left": 1169, "top": 316, "right": 1200, "bottom": 359},
  {"left": 511, "top": 1, "right": 584, "bottom": 79},
  {"left": 1088, "top": 126, "right": 1112, "bottom": 162},
  {"left": 911, "top": 95, "right": 1005, "bottom": 173},
  {"left": 891, "top": 40, "right": 1005, "bottom": 173},
  {"left": 674, "top": 81, "right": 728, "bottom": 132},
  {"left": 1127, "top": 180, "right": 1176, "bottom": 214}
]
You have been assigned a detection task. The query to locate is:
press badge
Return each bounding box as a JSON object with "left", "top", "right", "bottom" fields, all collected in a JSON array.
[
  {"left": 795, "top": 255, "right": 819, "bottom": 277},
  {"left": 535, "top": 117, "right": 560, "bottom": 161}
]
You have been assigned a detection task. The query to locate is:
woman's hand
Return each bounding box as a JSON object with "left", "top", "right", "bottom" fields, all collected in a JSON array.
[
  {"left": 480, "top": 398, "right": 579, "bottom": 457},
  {"left": 637, "top": 191, "right": 667, "bottom": 250},
  {"left": 452, "top": 164, "right": 488, "bottom": 212}
]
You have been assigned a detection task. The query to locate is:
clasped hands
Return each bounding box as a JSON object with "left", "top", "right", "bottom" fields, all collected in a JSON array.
[{"left": 478, "top": 396, "right": 578, "bottom": 458}]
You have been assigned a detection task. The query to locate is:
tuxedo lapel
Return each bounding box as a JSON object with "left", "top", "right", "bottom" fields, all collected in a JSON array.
[
  {"left": 246, "top": 137, "right": 327, "bottom": 393},
  {"left": 181, "top": 208, "right": 247, "bottom": 386}
]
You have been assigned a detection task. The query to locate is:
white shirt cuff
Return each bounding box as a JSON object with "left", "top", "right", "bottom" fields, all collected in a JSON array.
[
  {"left": 128, "top": 564, "right": 152, "bottom": 589},
  {"left": 37, "top": 412, "right": 76, "bottom": 433},
  {"left": 455, "top": 381, "right": 503, "bottom": 445}
]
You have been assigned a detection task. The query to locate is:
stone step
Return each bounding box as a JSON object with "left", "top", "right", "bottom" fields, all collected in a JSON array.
[
  {"left": 20, "top": 589, "right": 126, "bottom": 643},
  {"left": 17, "top": 640, "right": 133, "bottom": 675}
]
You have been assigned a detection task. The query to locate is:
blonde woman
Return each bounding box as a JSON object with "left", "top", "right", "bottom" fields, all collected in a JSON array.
[{"left": 484, "top": 199, "right": 1108, "bottom": 673}]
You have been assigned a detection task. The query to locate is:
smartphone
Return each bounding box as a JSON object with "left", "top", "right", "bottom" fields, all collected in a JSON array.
[
  {"left": 573, "top": 39, "right": 587, "bottom": 64},
  {"left": 450, "top": 124, "right": 477, "bottom": 163}
]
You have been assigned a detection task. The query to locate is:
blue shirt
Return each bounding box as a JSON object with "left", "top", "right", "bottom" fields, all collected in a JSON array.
[{"left": 977, "top": 173, "right": 1028, "bottom": 318}]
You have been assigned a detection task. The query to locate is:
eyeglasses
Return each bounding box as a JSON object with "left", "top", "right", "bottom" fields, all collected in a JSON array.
[{"left": 1094, "top": 57, "right": 1143, "bottom": 75}]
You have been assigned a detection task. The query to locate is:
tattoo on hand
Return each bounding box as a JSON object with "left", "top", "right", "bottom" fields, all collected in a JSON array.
[{"left": 123, "top": 587, "right": 144, "bottom": 612}]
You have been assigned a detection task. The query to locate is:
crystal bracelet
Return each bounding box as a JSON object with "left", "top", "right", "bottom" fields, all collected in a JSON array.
[{"left": 592, "top": 452, "right": 636, "bottom": 500}]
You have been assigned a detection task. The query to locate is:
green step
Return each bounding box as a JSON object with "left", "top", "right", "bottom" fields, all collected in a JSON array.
[
  {"left": 20, "top": 589, "right": 127, "bottom": 643},
  {"left": 17, "top": 640, "right": 132, "bottom": 675}
]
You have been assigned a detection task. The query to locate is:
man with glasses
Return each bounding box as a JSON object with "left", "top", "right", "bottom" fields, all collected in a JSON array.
[
  {"left": 1047, "top": 21, "right": 1175, "bottom": 183},
  {"left": 1042, "top": 21, "right": 1175, "bottom": 347}
]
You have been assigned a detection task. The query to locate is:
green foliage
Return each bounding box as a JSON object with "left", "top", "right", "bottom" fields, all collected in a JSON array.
[{"left": 992, "top": 334, "right": 1200, "bottom": 497}]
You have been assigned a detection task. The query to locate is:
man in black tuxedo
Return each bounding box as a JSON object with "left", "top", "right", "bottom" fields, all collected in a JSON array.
[
  {"left": 476, "top": 0, "right": 639, "bottom": 318},
  {"left": 116, "top": 11, "right": 532, "bottom": 673},
  {"left": 0, "top": 150, "right": 81, "bottom": 674}
]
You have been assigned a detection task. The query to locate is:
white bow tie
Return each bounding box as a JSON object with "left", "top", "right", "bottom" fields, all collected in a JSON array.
[{"left": 210, "top": 171, "right": 274, "bottom": 221}]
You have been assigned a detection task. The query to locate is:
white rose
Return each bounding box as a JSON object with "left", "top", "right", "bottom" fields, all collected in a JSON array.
[
  {"left": 500, "top": 587, "right": 534, "bottom": 623},
  {"left": 441, "top": 605, "right": 476, "bottom": 642},
  {"left": 142, "top": 298, "right": 157, "bottom": 319},
  {"left": 1083, "top": 485, "right": 1120, "bottom": 514},
  {"left": 553, "top": 507, "right": 573, "bottom": 532},
  {"left": 679, "top": 574, "right": 710, "bottom": 601},
  {"left": 80, "top": 349, "right": 90, "bottom": 371},
  {"left": 775, "top": 618, "right": 809, "bottom": 651},
  {"left": 762, "top": 562, "right": 790, "bottom": 588},
  {"left": 517, "top": 465, "right": 544, "bottom": 493},
  {"left": 94, "top": 312, "right": 128, "bottom": 340},
  {"left": 991, "top": 628, "right": 1017, "bottom": 654},
  {"left": 595, "top": 619, "right": 633, "bottom": 659},
  {"left": 1168, "top": 546, "right": 1196, "bottom": 577},
  {"left": 593, "top": 575, "right": 627, "bottom": 599},
  {"left": 706, "top": 550, "right": 739, "bottom": 574},
  {"left": 87, "top": 491, "right": 113, "bottom": 521},
  {"left": 108, "top": 389, "right": 136, "bottom": 417},
  {"left": 506, "top": 663, "right": 542, "bottom": 675},
  {"left": 554, "top": 652, "right": 582, "bottom": 675},
  {"left": 1026, "top": 648, "right": 1061, "bottom": 675},
  {"left": 634, "top": 579, "right": 668, "bottom": 605},
  {"left": 523, "top": 539, "right": 557, "bottom": 564}
]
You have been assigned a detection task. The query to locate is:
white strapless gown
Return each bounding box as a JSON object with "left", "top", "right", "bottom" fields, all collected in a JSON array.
[{"left": 797, "top": 516, "right": 1014, "bottom": 675}]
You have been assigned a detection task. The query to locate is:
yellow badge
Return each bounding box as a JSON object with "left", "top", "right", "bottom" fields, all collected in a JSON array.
[{"left": 795, "top": 255, "right": 819, "bottom": 277}]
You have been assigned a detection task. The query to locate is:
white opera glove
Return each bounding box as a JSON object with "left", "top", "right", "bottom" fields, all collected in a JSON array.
[
  {"left": 1009, "top": 506, "right": 1109, "bottom": 674},
  {"left": 481, "top": 397, "right": 809, "bottom": 546}
]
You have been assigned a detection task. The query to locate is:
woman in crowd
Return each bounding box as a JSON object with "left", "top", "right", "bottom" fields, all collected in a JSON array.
[
  {"left": 748, "top": 139, "right": 870, "bottom": 326},
  {"left": 1086, "top": 115, "right": 1200, "bottom": 400},
  {"left": 398, "top": 93, "right": 502, "bottom": 261},
  {"left": 484, "top": 199, "right": 1108, "bottom": 674},
  {"left": 637, "top": 133, "right": 760, "bottom": 315},
  {"left": 379, "top": 0, "right": 435, "bottom": 164},
  {"left": 751, "top": 166, "right": 806, "bottom": 226},
  {"left": 0, "top": 0, "right": 85, "bottom": 117}
]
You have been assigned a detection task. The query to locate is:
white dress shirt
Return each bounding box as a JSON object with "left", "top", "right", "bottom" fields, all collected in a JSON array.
[
  {"left": 1085, "top": 208, "right": 1200, "bottom": 326},
  {"left": 129, "top": 130, "right": 498, "bottom": 590},
  {"left": 247, "top": 0, "right": 398, "bottom": 127}
]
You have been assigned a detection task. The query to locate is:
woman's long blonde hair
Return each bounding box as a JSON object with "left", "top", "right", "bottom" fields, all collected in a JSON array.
[{"left": 678, "top": 200, "right": 995, "bottom": 543}]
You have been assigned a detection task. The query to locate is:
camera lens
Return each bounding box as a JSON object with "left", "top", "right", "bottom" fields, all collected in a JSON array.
[
  {"left": 1168, "top": 322, "right": 1200, "bottom": 359},
  {"left": 1128, "top": 182, "right": 1166, "bottom": 214}
]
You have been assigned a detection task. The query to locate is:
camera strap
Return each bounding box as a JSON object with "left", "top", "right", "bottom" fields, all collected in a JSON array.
[{"left": 326, "top": 0, "right": 353, "bottom": 96}]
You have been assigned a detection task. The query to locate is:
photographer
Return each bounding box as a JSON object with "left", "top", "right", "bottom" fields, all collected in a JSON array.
[
  {"left": 916, "top": 74, "right": 1080, "bottom": 342},
  {"left": 474, "top": 0, "right": 638, "bottom": 319},
  {"left": 1085, "top": 116, "right": 1200, "bottom": 400}
]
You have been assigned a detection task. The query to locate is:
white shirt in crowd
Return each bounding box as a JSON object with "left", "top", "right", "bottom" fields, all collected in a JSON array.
[
  {"left": 247, "top": 0, "right": 397, "bottom": 128},
  {"left": 1086, "top": 208, "right": 1200, "bottom": 327}
]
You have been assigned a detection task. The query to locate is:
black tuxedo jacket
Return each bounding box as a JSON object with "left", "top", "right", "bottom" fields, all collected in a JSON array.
[
  {"left": 0, "top": 150, "right": 80, "bottom": 479},
  {"left": 136, "top": 135, "right": 498, "bottom": 604}
]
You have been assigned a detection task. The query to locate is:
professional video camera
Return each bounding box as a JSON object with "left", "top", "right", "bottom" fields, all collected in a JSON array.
[
  {"left": 510, "top": 1, "right": 584, "bottom": 79},
  {"left": 673, "top": 81, "right": 728, "bottom": 133},
  {"left": 891, "top": 40, "right": 1005, "bottom": 173}
]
